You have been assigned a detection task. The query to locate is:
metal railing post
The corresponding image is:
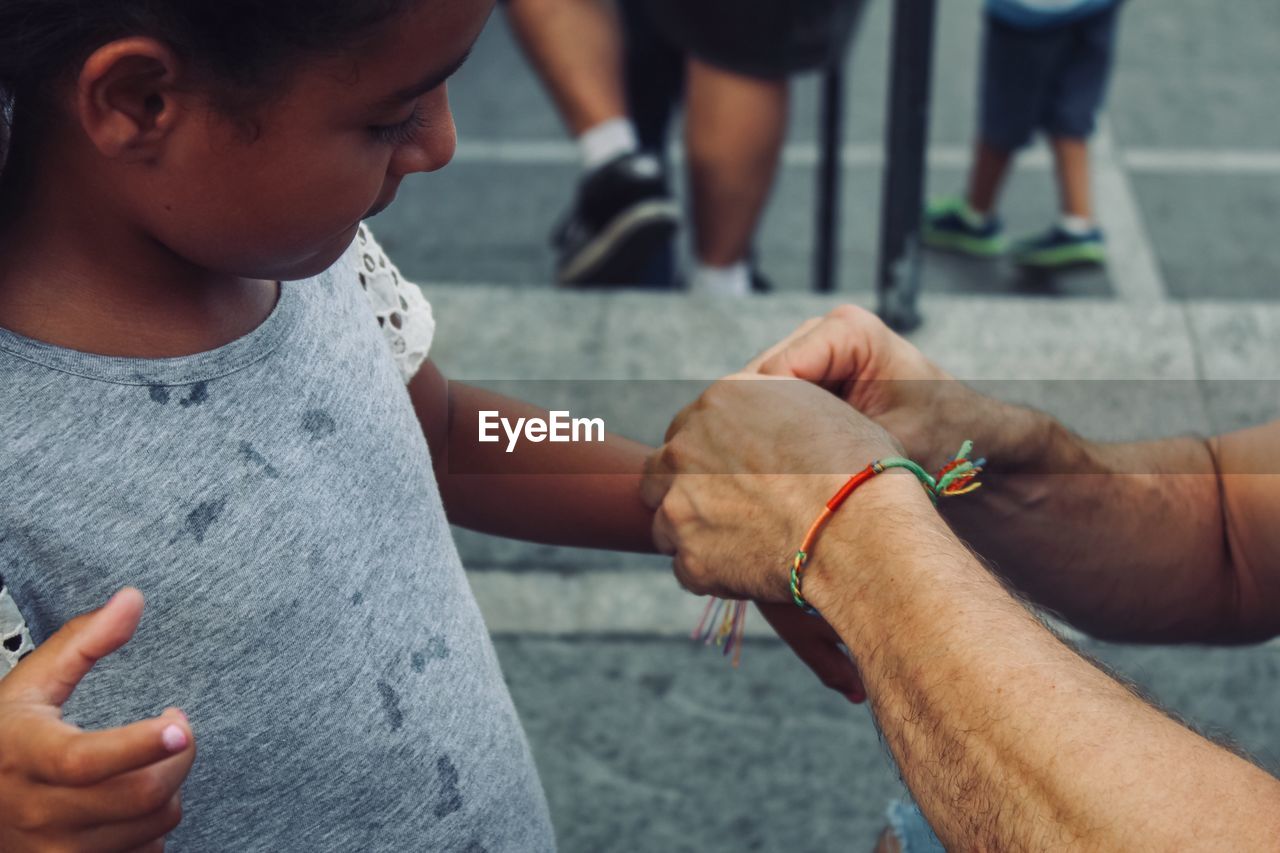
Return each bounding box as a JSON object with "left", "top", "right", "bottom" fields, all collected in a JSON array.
[
  {"left": 876, "top": 0, "right": 939, "bottom": 331},
  {"left": 814, "top": 63, "right": 846, "bottom": 293}
]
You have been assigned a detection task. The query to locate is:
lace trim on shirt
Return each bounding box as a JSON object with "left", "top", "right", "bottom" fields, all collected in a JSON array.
[
  {"left": 355, "top": 225, "right": 435, "bottom": 384},
  {"left": 0, "top": 577, "right": 35, "bottom": 678}
]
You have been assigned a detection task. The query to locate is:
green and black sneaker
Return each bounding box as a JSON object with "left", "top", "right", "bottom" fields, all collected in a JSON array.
[
  {"left": 1011, "top": 225, "right": 1107, "bottom": 269},
  {"left": 923, "top": 196, "right": 1006, "bottom": 257}
]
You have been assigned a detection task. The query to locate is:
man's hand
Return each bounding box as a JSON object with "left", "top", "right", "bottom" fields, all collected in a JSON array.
[
  {"left": 746, "top": 305, "right": 980, "bottom": 469},
  {"left": 642, "top": 375, "right": 908, "bottom": 602},
  {"left": 0, "top": 589, "right": 195, "bottom": 853}
]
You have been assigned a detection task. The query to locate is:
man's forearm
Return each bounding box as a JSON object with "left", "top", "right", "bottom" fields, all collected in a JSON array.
[
  {"left": 935, "top": 391, "right": 1236, "bottom": 641},
  {"left": 805, "top": 478, "right": 1280, "bottom": 850}
]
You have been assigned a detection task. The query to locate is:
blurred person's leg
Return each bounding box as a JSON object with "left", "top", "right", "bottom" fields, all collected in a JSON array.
[
  {"left": 923, "top": 12, "right": 1063, "bottom": 258},
  {"left": 619, "top": 0, "right": 684, "bottom": 153},
  {"left": 1013, "top": 4, "right": 1120, "bottom": 268},
  {"left": 642, "top": 0, "right": 858, "bottom": 295},
  {"left": 504, "top": 0, "right": 628, "bottom": 143},
  {"left": 683, "top": 57, "right": 789, "bottom": 296},
  {"left": 965, "top": 140, "right": 1014, "bottom": 217},
  {"left": 618, "top": 0, "right": 686, "bottom": 286},
  {"left": 504, "top": 0, "right": 679, "bottom": 284},
  {"left": 1050, "top": 136, "right": 1092, "bottom": 220}
]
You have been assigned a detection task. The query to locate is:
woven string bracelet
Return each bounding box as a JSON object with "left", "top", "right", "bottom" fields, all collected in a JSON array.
[
  {"left": 693, "top": 441, "right": 984, "bottom": 666},
  {"left": 790, "top": 441, "right": 985, "bottom": 613}
]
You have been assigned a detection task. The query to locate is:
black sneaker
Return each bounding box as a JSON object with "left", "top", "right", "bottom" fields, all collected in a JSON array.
[{"left": 553, "top": 152, "right": 680, "bottom": 286}]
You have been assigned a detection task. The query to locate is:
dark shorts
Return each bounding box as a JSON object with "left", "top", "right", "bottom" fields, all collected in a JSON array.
[
  {"left": 641, "top": 0, "right": 862, "bottom": 80},
  {"left": 980, "top": 5, "right": 1121, "bottom": 151}
]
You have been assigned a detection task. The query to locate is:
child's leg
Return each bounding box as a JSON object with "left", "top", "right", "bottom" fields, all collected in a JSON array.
[
  {"left": 966, "top": 139, "right": 1015, "bottom": 217},
  {"left": 972, "top": 16, "right": 1064, "bottom": 213},
  {"left": 1004, "top": 5, "right": 1119, "bottom": 267},
  {"left": 1050, "top": 136, "right": 1093, "bottom": 220},
  {"left": 923, "top": 14, "right": 1061, "bottom": 257},
  {"left": 1043, "top": 5, "right": 1122, "bottom": 223}
]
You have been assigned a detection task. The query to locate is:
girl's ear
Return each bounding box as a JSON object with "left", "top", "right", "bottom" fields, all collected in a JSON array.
[{"left": 75, "top": 37, "right": 184, "bottom": 161}]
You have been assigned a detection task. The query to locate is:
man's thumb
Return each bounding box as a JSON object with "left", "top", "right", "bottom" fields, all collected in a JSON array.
[{"left": 1, "top": 588, "right": 144, "bottom": 707}]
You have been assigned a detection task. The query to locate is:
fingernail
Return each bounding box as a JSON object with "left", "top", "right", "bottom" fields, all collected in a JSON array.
[
  {"left": 161, "top": 724, "right": 188, "bottom": 752},
  {"left": 176, "top": 709, "right": 188, "bottom": 723}
]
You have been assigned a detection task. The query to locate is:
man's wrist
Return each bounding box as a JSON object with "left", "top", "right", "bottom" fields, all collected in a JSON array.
[
  {"left": 798, "top": 469, "right": 943, "bottom": 618},
  {"left": 950, "top": 392, "right": 1058, "bottom": 475}
]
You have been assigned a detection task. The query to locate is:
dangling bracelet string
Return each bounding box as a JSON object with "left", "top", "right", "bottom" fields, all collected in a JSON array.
[
  {"left": 694, "top": 441, "right": 985, "bottom": 665},
  {"left": 692, "top": 596, "right": 750, "bottom": 668}
]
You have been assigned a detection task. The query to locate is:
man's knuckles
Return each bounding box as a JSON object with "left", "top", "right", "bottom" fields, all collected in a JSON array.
[
  {"left": 826, "top": 303, "right": 883, "bottom": 333},
  {"left": 672, "top": 554, "right": 713, "bottom": 596}
]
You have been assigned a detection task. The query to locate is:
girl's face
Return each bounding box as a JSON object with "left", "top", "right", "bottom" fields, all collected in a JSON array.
[{"left": 132, "top": 0, "right": 493, "bottom": 282}]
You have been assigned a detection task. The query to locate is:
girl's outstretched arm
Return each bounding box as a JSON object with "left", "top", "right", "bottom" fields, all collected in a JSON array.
[
  {"left": 409, "top": 360, "right": 656, "bottom": 552},
  {"left": 412, "top": 361, "right": 867, "bottom": 700}
]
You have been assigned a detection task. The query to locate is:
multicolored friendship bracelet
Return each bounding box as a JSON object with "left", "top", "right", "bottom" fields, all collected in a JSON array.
[
  {"left": 790, "top": 441, "right": 985, "bottom": 613},
  {"left": 693, "top": 441, "right": 985, "bottom": 666}
]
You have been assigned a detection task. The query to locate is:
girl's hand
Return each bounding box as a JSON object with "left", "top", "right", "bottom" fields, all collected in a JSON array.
[
  {"left": 756, "top": 603, "right": 866, "bottom": 704},
  {"left": 0, "top": 589, "right": 195, "bottom": 853}
]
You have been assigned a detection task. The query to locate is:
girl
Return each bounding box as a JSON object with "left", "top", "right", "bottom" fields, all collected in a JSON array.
[{"left": 0, "top": 0, "right": 666, "bottom": 849}]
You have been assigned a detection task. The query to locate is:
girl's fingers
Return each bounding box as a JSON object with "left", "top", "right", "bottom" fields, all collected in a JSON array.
[
  {"left": 126, "top": 841, "right": 168, "bottom": 853},
  {"left": 73, "top": 792, "right": 183, "bottom": 853},
  {"left": 758, "top": 603, "right": 867, "bottom": 703},
  {"left": 27, "top": 713, "right": 192, "bottom": 788},
  {"left": 48, "top": 737, "right": 195, "bottom": 827},
  {"left": 2, "top": 589, "right": 144, "bottom": 707}
]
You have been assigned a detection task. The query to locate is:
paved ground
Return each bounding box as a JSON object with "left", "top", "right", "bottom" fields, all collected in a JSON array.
[
  {"left": 494, "top": 636, "right": 1280, "bottom": 853},
  {"left": 367, "top": 1, "right": 1280, "bottom": 849}
]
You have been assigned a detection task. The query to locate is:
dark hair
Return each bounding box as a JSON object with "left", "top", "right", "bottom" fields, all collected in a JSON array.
[{"left": 0, "top": 0, "right": 419, "bottom": 210}]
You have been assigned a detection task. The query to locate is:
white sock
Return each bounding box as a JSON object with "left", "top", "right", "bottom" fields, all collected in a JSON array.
[
  {"left": 577, "top": 118, "right": 638, "bottom": 172},
  {"left": 690, "top": 261, "right": 751, "bottom": 297},
  {"left": 1058, "top": 214, "right": 1094, "bottom": 236},
  {"left": 959, "top": 200, "right": 990, "bottom": 229}
]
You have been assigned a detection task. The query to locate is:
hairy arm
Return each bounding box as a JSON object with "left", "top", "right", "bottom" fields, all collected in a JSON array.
[
  {"left": 920, "top": 395, "right": 1280, "bottom": 643},
  {"left": 755, "top": 306, "right": 1280, "bottom": 643},
  {"left": 408, "top": 360, "right": 654, "bottom": 551},
  {"left": 648, "top": 377, "right": 1280, "bottom": 849},
  {"left": 805, "top": 474, "right": 1280, "bottom": 851}
]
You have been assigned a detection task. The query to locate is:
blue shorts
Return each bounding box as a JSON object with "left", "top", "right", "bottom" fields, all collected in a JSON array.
[
  {"left": 980, "top": 5, "right": 1121, "bottom": 151},
  {"left": 886, "top": 800, "right": 946, "bottom": 853}
]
